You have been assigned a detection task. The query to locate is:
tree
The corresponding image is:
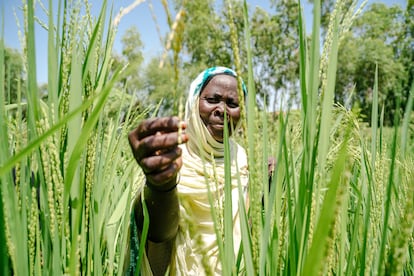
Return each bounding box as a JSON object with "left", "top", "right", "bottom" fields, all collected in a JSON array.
[
  {"left": 399, "top": 0, "right": 414, "bottom": 108},
  {"left": 3, "top": 45, "right": 25, "bottom": 104},
  {"left": 142, "top": 58, "right": 175, "bottom": 115},
  {"left": 250, "top": 1, "right": 300, "bottom": 110},
  {"left": 141, "top": 57, "right": 192, "bottom": 116},
  {"left": 113, "top": 26, "right": 145, "bottom": 96},
  {"left": 180, "top": 0, "right": 232, "bottom": 68},
  {"left": 336, "top": 3, "right": 407, "bottom": 125}
]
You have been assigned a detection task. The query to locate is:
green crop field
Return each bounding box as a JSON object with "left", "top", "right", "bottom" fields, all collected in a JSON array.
[{"left": 1, "top": 0, "right": 413, "bottom": 275}]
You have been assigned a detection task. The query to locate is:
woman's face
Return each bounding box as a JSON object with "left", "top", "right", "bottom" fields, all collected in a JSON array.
[{"left": 199, "top": 74, "right": 241, "bottom": 142}]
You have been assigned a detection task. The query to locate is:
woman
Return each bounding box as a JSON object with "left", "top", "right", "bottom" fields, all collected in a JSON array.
[{"left": 127, "top": 67, "right": 249, "bottom": 275}]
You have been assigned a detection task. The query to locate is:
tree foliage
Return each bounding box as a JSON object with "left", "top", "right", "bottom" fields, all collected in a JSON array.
[
  {"left": 400, "top": 0, "right": 414, "bottom": 105},
  {"left": 336, "top": 3, "right": 408, "bottom": 125},
  {"left": 113, "top": 26, "right": 145, "bottom": 95},
  {"left": 181, "top": 0, "right": 232, "bottom": 68},
  {"left": 3, "top": 45, "right": 25, "bottom": 104},
  {"left": 252, "top": 0, "right": 300, "bottom": 109},
  {"left": 142, "top": 57, "right": 180, "bottom": 116}
]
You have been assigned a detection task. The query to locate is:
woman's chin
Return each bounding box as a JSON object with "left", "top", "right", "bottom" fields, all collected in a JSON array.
[{"left": 207, "top": 123, "right": 236, "bottom": 143}]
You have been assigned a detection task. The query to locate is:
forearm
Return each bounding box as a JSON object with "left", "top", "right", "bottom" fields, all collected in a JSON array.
[
  {"left": 134, "top": 184, "right": 179, "bottom": 242},
  {"left": 146, "top": 239, "right": 174, "bottom": 276}
]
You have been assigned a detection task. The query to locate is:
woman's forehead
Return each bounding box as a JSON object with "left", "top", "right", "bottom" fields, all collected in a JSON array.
[
  {"left": 210, "top": 74, "right": 237, "bottom": 84},
  {"left": 201, "top": 75, "right": 238, "bottom": 93}
]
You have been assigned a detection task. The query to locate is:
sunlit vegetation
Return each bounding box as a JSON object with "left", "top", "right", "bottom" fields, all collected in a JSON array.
[{"left": 1, "top": 0, "right": 413, "bottom": 275}]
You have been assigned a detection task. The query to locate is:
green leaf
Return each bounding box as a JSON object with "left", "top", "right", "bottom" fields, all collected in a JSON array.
[{"left": 303, "top": 131, "right": 350, "bottom": 275}]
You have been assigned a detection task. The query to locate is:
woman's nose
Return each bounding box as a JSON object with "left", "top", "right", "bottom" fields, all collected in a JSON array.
[{"left": 214, "top": 101, "right": 225, "bottom": 116}]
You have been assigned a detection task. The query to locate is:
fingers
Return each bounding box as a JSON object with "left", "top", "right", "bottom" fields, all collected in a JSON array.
[
  {"left": 135, "top": 131, "right": 188, "bottom": 161},
  {"left": 146, "top": 157, "right": 183, "bottom": 187},
  {"left": 140, "top": 147, "right": 182, "bottom": 174},
  {"left": 128, "top": 116, "right": 187, "bottom": 155},
  {"left": 128, "top": 116, "right": 188, "bottom": 189},
  {"left": 136, "top": 116, "right": 183, "bottom": 140}
]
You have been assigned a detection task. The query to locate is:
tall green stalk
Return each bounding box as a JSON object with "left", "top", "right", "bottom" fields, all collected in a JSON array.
[
  {"left": 0, "top": 11, "right": 11, "bottom": 276},
  {"left": 242, "top": 1, "right": 263, "bottom": 272}
]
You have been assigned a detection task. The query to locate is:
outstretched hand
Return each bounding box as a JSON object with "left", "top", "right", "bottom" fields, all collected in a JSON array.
[{"left": 128, "top": 116, "right": 188, "bottom": 192}]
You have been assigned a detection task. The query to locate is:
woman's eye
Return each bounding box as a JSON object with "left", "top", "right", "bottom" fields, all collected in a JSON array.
[
  {"left": 227, "top": 102, "right": 239, "bottom": 108},
  {"left": 206, "top": 98, "right": 220, "bottom": 104}
]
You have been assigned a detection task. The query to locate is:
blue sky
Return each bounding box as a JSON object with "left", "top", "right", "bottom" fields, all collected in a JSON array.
[{"left": 1, "top": 0, "right": 407, "bottom": 84}]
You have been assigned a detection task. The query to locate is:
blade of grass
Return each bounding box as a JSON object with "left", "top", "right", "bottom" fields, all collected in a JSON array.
[
  {"left": 48, "top": 0, "right": 58, "bottom": 120},
  {"left": 401, "top": 81, "right": 414, "bottom": 158},
  {"left": 243, "top": 1, "right": 261, "bottom": 272},
  {"left": 236, "top": 169, "right": 254, "bottom": 275},
  {"left": 223, "top": 115, "right": 234, "bottom": 274},
  {"left": 307, "top": 0, "right": 320, "bottom": 144},
  {"left": 345, "top": 167, "right": 363, "bottom": 276},
  {"left": 302, "top": 129, "right": 350, "bottom": 275},
  {"left": 0, "top": 14, "right": 11, "bottom": 275},
  {"left": 337, "top": 185, "right": 348, "bottom": 276},
  {"left": 297, "top": 0, "right": 308, "bottom": 116},
  {"left": 371, "top": 65, "right": 379, "bottom": 171},
  {"left": 282, "top": 119, "right": 298, "bottom": 276},
  {"left": 359, "top": 65, "right": 379, "bottom": 275},
  {"left": 259, "top": 108, "right": 270, "bottom": 275},
  {"left": 0, "top": 11, "right": 8, "bottom": 162},
  {"left": 81, "top": 0, "right": 107, "bottom": 85},
  {"left": 296, "top": 0, "right": 321, "bottom": 269},
  {"left": 379, "top": 104, "right": 384, "bottom": 156},
  {"left": 260, "top": 109, "right": 288, "bottom": 275},
  {"left": 26, "top": 0, "right": 40, "bottom": 131},
  {"left": 358, "top": 142, "right": 374, "bottom": 276},
  {"left": 375, "top": 97, "right": 400, "bottom": 275},
  {"left": 318, "top": 11, "right": 340, "bottom": 173},
  {"left": 66, "top": 11, "right": 83, "bottom": 243},
  {"left": 135, "top": 198, "right": 150, "bottom": 275}
]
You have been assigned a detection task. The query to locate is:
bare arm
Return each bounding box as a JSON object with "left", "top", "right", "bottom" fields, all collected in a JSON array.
[
  {"left": 133, "top": 186, "right": 178, "bottom": 275},
  {"left": 128, "top": 117, "right": 187, "bottom": 275}
]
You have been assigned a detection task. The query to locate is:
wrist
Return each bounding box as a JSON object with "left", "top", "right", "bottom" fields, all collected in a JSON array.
[{"left": 146, "top": 176, "right": 179, "bottom": 193}]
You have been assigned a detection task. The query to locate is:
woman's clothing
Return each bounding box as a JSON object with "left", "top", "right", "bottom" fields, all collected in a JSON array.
[{"left": 129, "top": 67, "right": 248, "bottom": 275}]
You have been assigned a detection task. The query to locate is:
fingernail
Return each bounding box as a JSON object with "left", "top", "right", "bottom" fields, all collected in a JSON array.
[
  {"left": 179, "top": 121, "right": 187, "bottom": 129},
  {"left": 178, "top": 133, "right": 188, "bottom": 144}
]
